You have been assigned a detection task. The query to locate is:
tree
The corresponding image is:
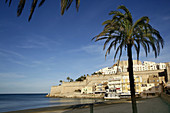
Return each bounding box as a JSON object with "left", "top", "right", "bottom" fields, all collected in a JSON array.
[
  {"left": 70, "top": 79, "right": 74, "bottom": 82},
  {"left": 75, "top": 75, "right": 86, "bottom": 81},
  {"left": 59, "top": 80, "right": 63, "bottom": 84},
  {"left": 91, "top": 72, "right": 97, "bottom": 75},
  {"left": 66, "top": 77, "right": 70, "bottom": 82},
  {"left": 93, "top": 5, "right": 164, "bottom": 113},
  {"left": 5, "top": 0, "right": 80, "bottom": 21}
]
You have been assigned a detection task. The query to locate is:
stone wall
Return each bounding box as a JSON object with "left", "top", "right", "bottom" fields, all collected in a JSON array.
[
  {"left": 50, "top": 86, "right": 62, "bottom": 96},
  {"left": 62, "top": 80, "right": 87, "bottom": 87},
  {"left": 86, "top": 74, "right": 120, "bottom": 86}
]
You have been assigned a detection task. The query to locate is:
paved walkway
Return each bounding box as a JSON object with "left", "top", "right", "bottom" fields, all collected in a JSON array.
[{"left": 63, "top": 97, "right": 170, "bottom": 113}]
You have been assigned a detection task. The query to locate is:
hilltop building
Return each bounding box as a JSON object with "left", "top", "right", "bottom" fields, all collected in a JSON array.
[{"left": 96, "top": 60, "right": 166, "bottom": 75}]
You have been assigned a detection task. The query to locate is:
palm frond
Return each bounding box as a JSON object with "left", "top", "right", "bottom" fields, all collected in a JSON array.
[
  {"left": 66, "top": 0, "right": 73, "bottom": 10},
  {"left": 113, "top": 39, "right": 125, "bottom": 61},
  {"left": 28, "top": 0, "right": 38, "bottom": 21},
  {"left": 109, "top": 11, "right": 123, "bottom": 16},
  {"left": 6, "top": 0, "right": 80, "bottom": 21},
  {"left": 94, "top": 37, "right": 109, "bottom": 42},
  {"left": 152, "top": 29, "right": 164, "bottom": 48},
  {"left": 76, "top": 0, "right": 80, "bottom": 11},
  {"left": 17, "top": 0, "right": 26, "bottom": 17},
  {"left": 61, "top": 0, "right": 67, "bottom": 15},
  {"left": 38, "top": 0, "right": 45, "bottom": 7},
  {"left": 8, "top": 0, "right": 12, "bottom": 6},
  {"left": 5, "top": 0, "right": 12, "bottom": 6},
  {"left": 61, "top": 0, "right": 80, "bottom": 15},
  {"left": 140, "top": 40, "right": 148, "bottom": 57},
  {"left": 117, "top": 5, "right": 133, "bottom": 24},
  {"left": 102, "top": 20, "right": 112, "bottom": 25},
  {"left": 132, "top": 16, "right": 149, "bottom": 33}
]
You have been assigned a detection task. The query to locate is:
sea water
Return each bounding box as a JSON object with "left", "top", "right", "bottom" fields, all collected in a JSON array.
[{"left": 0, "top": 94, "right": 104, "bottom": 112}]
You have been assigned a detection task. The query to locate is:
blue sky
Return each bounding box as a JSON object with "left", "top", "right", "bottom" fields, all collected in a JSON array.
[{"left": 0, "top": 0, "right": 170, "bottom": 93}]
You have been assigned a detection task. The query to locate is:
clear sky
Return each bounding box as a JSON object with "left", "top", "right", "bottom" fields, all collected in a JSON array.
[{"left": 0, "top": 0, "right": 170, "bottom": 93}]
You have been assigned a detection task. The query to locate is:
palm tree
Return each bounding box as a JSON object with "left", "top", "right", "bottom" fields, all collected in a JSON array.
[
  {"left": 59, "top": 80, "right": 63, "bottom": 84},
  {"left": 70, "top": 79, "right": 74, "bottom": 82},
  {"left": 5, "top": 0, "right": 80, "bottom": 21},
  {"left": 93, "top": 5, "right": 164, "bottom": 113},
  {"left": 66, "top": 77, "right": 70, "bottom": 82}
]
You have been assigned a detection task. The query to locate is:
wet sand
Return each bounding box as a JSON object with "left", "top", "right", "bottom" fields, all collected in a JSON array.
[{"left": 5, "top": 97, "right": 170, "bottom": 113}]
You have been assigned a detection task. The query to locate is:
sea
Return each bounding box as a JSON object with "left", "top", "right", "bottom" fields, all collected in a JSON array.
[{"left": 0, "top": 93, "right": 105, "bottom": 112}]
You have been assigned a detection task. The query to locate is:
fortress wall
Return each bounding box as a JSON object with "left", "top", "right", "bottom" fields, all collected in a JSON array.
[
  {"left": 60, "top": 80, "right": 87, "bottom": 94},
  {"left": 62, "top": 80, "right": 87, "bottom": 87},
  {"left": 61, "top": 86, "right": 84, "bottom": 94},
  {"left": 50, "top": 86, "right": 62, "bottom": 96},
  {"left": 86, "top": 75, "right": 118, "bottom": 86}
]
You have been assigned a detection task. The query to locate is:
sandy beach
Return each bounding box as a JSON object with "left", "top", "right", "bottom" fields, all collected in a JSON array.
[{"left": 5, "top": 97, "right": 170, "bottom": 113}]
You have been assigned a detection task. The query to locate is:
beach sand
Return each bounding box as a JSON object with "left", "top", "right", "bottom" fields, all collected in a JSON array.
[{"left": 5, "top": 97, "right": 170, "bottom": 113}]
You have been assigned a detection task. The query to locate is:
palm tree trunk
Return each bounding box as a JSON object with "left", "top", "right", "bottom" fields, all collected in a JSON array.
[{"left": 127, "top": 43, "right": 138, "bottom": 113}]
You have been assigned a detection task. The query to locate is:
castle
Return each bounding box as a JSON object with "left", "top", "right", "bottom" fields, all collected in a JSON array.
[{"left": 47, "top": 60, "right": 170, "bottom": 99}]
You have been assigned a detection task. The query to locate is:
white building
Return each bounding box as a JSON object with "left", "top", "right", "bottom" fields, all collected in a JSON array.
[
  {"left": 143, "top": 61, "right": 157, "bottom": 70},
  {"left": 107, "top": 77, "right": 122, "bottom": 94},
  {"left": 104, "top": 77, "right": 122, "bottom": 99},
  {"left": 97, "top": 60, "right": 167, "bottom": 74},
  {"left": 133, "top": 64, "right": 145, "bottom": 71},
  {"left": 157, "top": 63, "right": 166, "bottom": 70},
  {"left": 96, "top": 66, "right": 122, "bottom": 75}
]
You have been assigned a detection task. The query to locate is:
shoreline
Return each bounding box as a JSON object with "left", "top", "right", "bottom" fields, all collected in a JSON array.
[
  {"left": 4, "top": 99, "right": 133, "bottom": 113},
  {"left": 46, "top": 93, "right": 105, "bottom": 99}
]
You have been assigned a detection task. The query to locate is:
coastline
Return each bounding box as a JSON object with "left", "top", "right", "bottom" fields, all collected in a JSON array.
[{"left": 4, "top": 99, "right": 131, "bottom": 113}]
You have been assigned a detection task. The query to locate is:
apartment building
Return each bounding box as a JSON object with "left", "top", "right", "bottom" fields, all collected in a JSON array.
[
  {"left": 121, "top": 75, "right": 142, "bottom": 94},
  {"left": 97, "top": 60, "right": 167, "bottom": 74},
  {"left": 94, "top": 81, "right": 107, "bottom": 94},
  {"left": 107, "top": 77, "right": 122, "bottom": 94},
  {"left": 143, "top": 61, "right": 157, "bottom": 70}
]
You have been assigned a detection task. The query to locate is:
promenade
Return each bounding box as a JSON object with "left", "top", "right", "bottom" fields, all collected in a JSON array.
[{"left": 62, "top": 97, "right": 170, "bottom": 113}]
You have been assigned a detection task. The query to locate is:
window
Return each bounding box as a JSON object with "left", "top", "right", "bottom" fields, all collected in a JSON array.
[{"left": 136, "top": 79, "right": 139, "bottom": 82}]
